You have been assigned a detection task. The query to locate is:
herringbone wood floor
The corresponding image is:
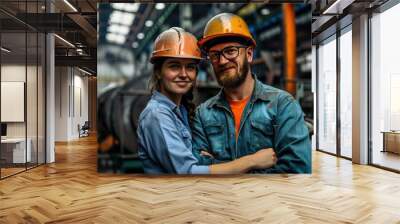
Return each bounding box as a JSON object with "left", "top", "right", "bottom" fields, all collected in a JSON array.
[{"left": 1, "top": 135, "right": 400, "bottom": 223}]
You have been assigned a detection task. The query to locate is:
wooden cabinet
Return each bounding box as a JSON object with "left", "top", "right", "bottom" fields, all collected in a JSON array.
[{"left": 382, "top": 132, "right": 400, "bottom": 154}]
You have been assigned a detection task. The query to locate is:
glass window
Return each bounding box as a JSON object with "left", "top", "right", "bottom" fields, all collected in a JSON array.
[
  {"left": 0, "top": 0, "right": 46, "bottom": 179},
  {"left": 339, "top": 27, "right": 352, "bottom": 158},
  {"left": 317, "top": 35, "right": 337, "bottom": 154},
  {"left": 1, "top": 30, "right": 28, "bottom": 177},
  {"left": 371, "top": 3, "right": 400, "bottom": 171}
]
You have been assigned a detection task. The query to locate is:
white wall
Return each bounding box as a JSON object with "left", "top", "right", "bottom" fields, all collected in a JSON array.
[
  {"left": 1, "top": 64, "right": 26, "bottom": 81},
  {"left": 54, "top": 67, "right": 89, "bottom": 141},
  {"left": 1, "top": 65, "right": 26, "bottom": 136},
  {"left": 1, "top": 65, "right": 32, "bottom": 138},
  {"left": 72, "top": 72, "right": 89, "bottom": 137},
  {"left": 55, "top": 67, "right": 69, "bottom": 141}
]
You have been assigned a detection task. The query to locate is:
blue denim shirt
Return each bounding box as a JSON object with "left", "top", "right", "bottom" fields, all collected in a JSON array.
[
  {"left": 137, "top": 91, "right": 210, "bottom": 174},
  {"left": 192, "top": 76, "right": 311, "bottom": 173}
]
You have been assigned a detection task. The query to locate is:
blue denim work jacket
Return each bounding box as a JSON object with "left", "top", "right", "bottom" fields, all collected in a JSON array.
[
  {"left": 137, "top": 91, "right": 209, "bottom": 174},
  {"left": 192, "top": 76, "right": 311, "bottom": 173}
]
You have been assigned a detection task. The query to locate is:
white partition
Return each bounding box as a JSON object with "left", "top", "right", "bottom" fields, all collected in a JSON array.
[{"left": 1, "top": 81, "right": 25, "bottom": 122}]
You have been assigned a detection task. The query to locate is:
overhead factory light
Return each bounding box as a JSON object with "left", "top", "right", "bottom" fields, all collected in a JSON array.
[
  {"left": 132, "top": 42, "right": 139, "bottom": 48},
  {"left": 1, "top": 47, "right": 11, "bottom": 53},
  {"left": 120, "top": 13, "right": 135, "bottom": 26},
  {"left": 54, "top": 34, "right": 75, "bottom": 48},
  {"left": 112, "top": 3, "right": 124, "bottom": 10},
  {"left": 125, "top": 3, "right": 140, "bottom": 13},
  {"left": 261, "top": 8, "right": 270, "bottom": 16},
  {"left": 106, "top": 33, "right": 126, "bottom": 44},
  {"left": 63, "top": 0, "right": 78, "bottom": 12},
  {"left": 137, "top": 33, "right": 144, "bottom": 40},
  {"left": 109, "top": 11, "right": 123, "bottom": 24},
  {"left": 112, "top": 3, "right": 140, "bottom": 13},
  {"left": 108, "top": 24, "right": 130, "bottom": 35},
  {"left": 155, "top": 3, "right": 165, "bottom": 10},
  {"left": 109, "top": 11, "right": 135, "bottom": 26},
  {"left": 145, "top": 20, "right": 153, "bottom": 27}
]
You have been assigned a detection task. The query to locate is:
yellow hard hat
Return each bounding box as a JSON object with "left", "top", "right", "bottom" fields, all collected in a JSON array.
[
  {"left": 198, "top": 13, "right": 256, "bottom": 50},
  {"left": 150, "top": 27, "right": 202, "bottom": 63}
]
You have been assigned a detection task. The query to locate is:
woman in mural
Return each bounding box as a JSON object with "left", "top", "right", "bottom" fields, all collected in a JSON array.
[{"left": 137, "top": 27, "right": 277, "bottom": 174}]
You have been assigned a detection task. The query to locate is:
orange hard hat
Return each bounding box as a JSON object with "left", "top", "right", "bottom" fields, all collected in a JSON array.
[
  {"left": 150, "top": 27, "right": 202, "bottom": 63},
  {"left": 198, "top": 13, "right": 256, "bottom": 50}
]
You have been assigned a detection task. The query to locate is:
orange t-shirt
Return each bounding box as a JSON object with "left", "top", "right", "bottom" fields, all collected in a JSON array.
[{"left": 228, "top": 95, "right": 251, "bottom": 137}]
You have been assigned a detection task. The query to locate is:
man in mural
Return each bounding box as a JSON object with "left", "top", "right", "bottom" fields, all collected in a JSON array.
[{"left": 192, "top": 13, "right": 311, "bottom": 173}]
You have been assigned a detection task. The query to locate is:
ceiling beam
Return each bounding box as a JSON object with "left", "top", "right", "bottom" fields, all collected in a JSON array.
[{"left": 55, "top": 55, "right": 96, "bottom": 71}]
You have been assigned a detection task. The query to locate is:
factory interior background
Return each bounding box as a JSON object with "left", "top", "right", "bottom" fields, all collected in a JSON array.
[{"left": 96, "top": 3, "right": 312, "bottom": 173}]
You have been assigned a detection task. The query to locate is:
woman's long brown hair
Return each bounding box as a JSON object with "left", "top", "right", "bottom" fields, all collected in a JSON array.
[{"left": 149, "top": 59, "right": 196, "bottom": 125}]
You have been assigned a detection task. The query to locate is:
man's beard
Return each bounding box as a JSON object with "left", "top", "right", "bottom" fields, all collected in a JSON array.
[{"left": 215, "top": 58, "right": 250, "bottom": 89}]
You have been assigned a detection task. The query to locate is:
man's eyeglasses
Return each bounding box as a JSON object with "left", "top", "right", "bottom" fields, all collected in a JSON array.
[{"left": 207, "top": 46, "right": 248, "bottom": 63}]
